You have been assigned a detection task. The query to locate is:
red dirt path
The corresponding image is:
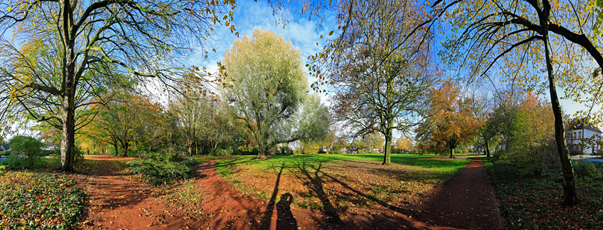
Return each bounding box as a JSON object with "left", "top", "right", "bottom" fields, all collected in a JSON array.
[
  {"left": 417, "top": 156, "right": 506, "bottom": 230},
  {"left": 74, "top": 155, "right": 505, "bottom": 229}
]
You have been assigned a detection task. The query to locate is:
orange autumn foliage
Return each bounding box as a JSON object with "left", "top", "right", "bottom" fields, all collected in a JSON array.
[{"left": 416, "top": 81, "right": 482, "bottom": 157}]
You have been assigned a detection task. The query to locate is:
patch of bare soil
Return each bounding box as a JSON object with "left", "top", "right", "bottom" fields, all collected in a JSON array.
[{"left": 72, "top": 156, "right": 185, "bottom": 229}]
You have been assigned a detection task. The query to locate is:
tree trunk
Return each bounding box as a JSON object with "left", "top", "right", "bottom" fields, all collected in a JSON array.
[
  {"left": 449, "top": 147, "right": 454, "bottom": 158},
  {"left": 59, "top": 0, "right": 77, "bottom": 172},
  {"left": 123, "top": 143, "right": 129, "bottom": 157},
  {"left": 382, "top": 129, "right": 392, "bottom": 165},
  {"left": 382, "top": 77, "right": 394, "bottom": 166},
  {"left": 544, "top": 39, "right": 577, "bottom": 206},
  {"left": 195, "top": 143, "right": 199, "bottom": 157},
  {"left": 486, "top": 141, "right": 491, "bottom": 158},
  {"left": 60, "top": 95, "right": 76, "bottom": 172},
  {"left": 187, "top": 139, "right": 195, "bottom": 156},
  {"left": 258, "top": 148, "right": 267, "bottom": 159},
  {"left": 113, "top": 143, "right": 119, "bottom": 156},
  {"left": 538, "top": 1, "right": 576, "bottom": 205}
]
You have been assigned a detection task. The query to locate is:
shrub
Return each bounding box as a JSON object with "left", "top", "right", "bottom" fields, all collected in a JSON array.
[
  {"left": 215, "top": 148, "right": 233, "bottom": 156},
  {"left": 492, "top": 141, "right": 560, "bottom": 177},
  {"left": 513, "top": 142, "right": 559, "bottom": 177},
  {"left": 6, "top": 136, "right": 45, "bottom": 169},
  {"left": 491, "top": 150, "right": 510, "bottom": 163},
  {"left": 72, "top": 145, "right": 85, "bottom": 164},
  {"left": 574, "top": 161, "right": 600, "bottom": 178},
  {"left": 127, "top": 154, "right": 196, "bottom": 186}
]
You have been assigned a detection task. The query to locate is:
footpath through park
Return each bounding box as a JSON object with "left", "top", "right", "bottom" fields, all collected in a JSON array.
[{"left": 417, "top": 156, "right": 506, "bottom": 230}]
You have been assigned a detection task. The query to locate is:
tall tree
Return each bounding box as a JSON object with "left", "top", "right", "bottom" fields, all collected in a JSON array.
[
  {"left": 221, "top": 29, "right": 330, "bottom": 159},
  {"left": 508, "top": 92, "right": 557, "bottom": 176},
  {"left": 467, "top": 90, "right": 496, "bottom": 157},
  {"left": 90, "top": 93, "right": 161, "bottom": 157},
  {"left": 169, "top": 77, "right": 213, "bottom": 156},
  {"left": 0, "top": 0, "right": 233, "bottom": 171},
  {"left": 416, "top": 81, "right": 481, "bottom": 158},
  {"left": 429, "top": 0, "right": 603, "bottom": 205},
  {"left": 394, "top": 135, "right": 414, "bottom": 153},
  {"left": 310, "top": 0, "right": 434, "bottom": 165}
]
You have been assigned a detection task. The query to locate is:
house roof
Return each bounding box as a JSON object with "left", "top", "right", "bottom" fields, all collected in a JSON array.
[{"left": 566, "top": 118, "right": 602, "bottom": 133}]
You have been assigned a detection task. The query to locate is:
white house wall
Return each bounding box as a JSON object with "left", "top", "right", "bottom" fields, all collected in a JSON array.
[{"left": 568, "top": 129, "right": 602, "bottom": 154}]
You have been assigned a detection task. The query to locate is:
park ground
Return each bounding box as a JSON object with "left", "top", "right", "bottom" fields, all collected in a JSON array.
[{"left": 2, "top": 153, "right": 603, "bottom": 229}]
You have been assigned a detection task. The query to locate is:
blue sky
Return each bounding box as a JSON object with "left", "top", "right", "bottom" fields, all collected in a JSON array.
[
  {"left": 188, "top": 0, "right": 336, "bottom": 87},
  {"left": 192, "top": 0, "right": 592, "bottom": 117}
]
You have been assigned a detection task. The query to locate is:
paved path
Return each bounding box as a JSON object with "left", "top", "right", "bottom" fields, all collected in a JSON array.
[{"left": 570, "top": 155, "right": 603, "bottom": 163}]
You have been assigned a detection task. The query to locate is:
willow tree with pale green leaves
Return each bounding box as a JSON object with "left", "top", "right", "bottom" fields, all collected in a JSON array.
[
  {"left": 221, "top": 29, "right": 330, "bottom": 159},
  {"left": 0, "top": 0, "right": 234, "bottom": 171}
]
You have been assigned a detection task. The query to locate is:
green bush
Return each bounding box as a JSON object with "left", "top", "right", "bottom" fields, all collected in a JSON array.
[
  {"left": 0, "top": 150, "right": 10, "bottom": 156},
  {"left": 491, "top": 141, "right": 559, "bottom": 177},
  {"left": 127, "top": 153, "right": 196, "bottom": 186},
  {"left": 6, "top": 136, "right": 45, "bottom": 169},
  {"left": 515, "top": 143, "right": 559, "bottom": 177},
  {"left": 143, "top": 152, "right": 185, "bottom": 162},
  {"left": 491, "top": 150, "right": 510, "bottom": 163},
  {"left": 0, "top": 170, "right": 85, "bottom": 229},
  {"left": 574, "top": 161, "right": 601, "bottom": 178},
  {"left": 72, "top": 145, "right": 85, "bottom": 164},
  {"left": 215, "top": 148, "right": 233, "bottom": 156}
]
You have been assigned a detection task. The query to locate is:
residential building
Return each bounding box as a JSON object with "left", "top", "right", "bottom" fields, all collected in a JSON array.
[{"left": 565, "top": 118, "right": 602, "bottom": 155}]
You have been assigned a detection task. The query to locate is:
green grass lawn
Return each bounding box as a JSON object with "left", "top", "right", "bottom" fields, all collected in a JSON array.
[
  {"left": 209, "top": 153, "right": 472, "bottom": 177},
  {"left": 205, "top": 153, "right": 472, "bottom": 213}
]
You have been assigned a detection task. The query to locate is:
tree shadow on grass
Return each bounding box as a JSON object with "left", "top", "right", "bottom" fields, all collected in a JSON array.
[
  {"left": 260, "top": 161, "right": 299, "bottom": 230},
  {"left": 306, "top": 162, "right": 414, "bottom": 217},
  {"left": 213, "top": 157, "right": 256, "bottom": 177},
  {"left": 294, "top": 161, "right": 344, "bottom": 226},
  {"left": 289, "top": 160, "right": 441, "bottom": 229}
]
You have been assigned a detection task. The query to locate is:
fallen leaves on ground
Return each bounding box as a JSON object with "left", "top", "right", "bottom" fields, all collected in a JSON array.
[
  {"left": 223, "top": 159, "right": 452, "bottom": 217},
  {"left": 0, "top": 170, "right": 85, "bottom": 229},
  {"left": 488, "top": 161, "right": 603, "bottom": 229}
]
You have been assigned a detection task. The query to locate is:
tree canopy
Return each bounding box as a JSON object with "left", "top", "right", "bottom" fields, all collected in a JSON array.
[
  {"left": 221, "top": 28, "right": 330, "bottom": 159},
  {"left": 0, "top": 0, "right": 234, "bottom": 171},
  {"left": 310, "top": 0, "right": 433, "bottom": 165},
  {"left": 416, "top": 81, "right": 481, "bottom": 158}
]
